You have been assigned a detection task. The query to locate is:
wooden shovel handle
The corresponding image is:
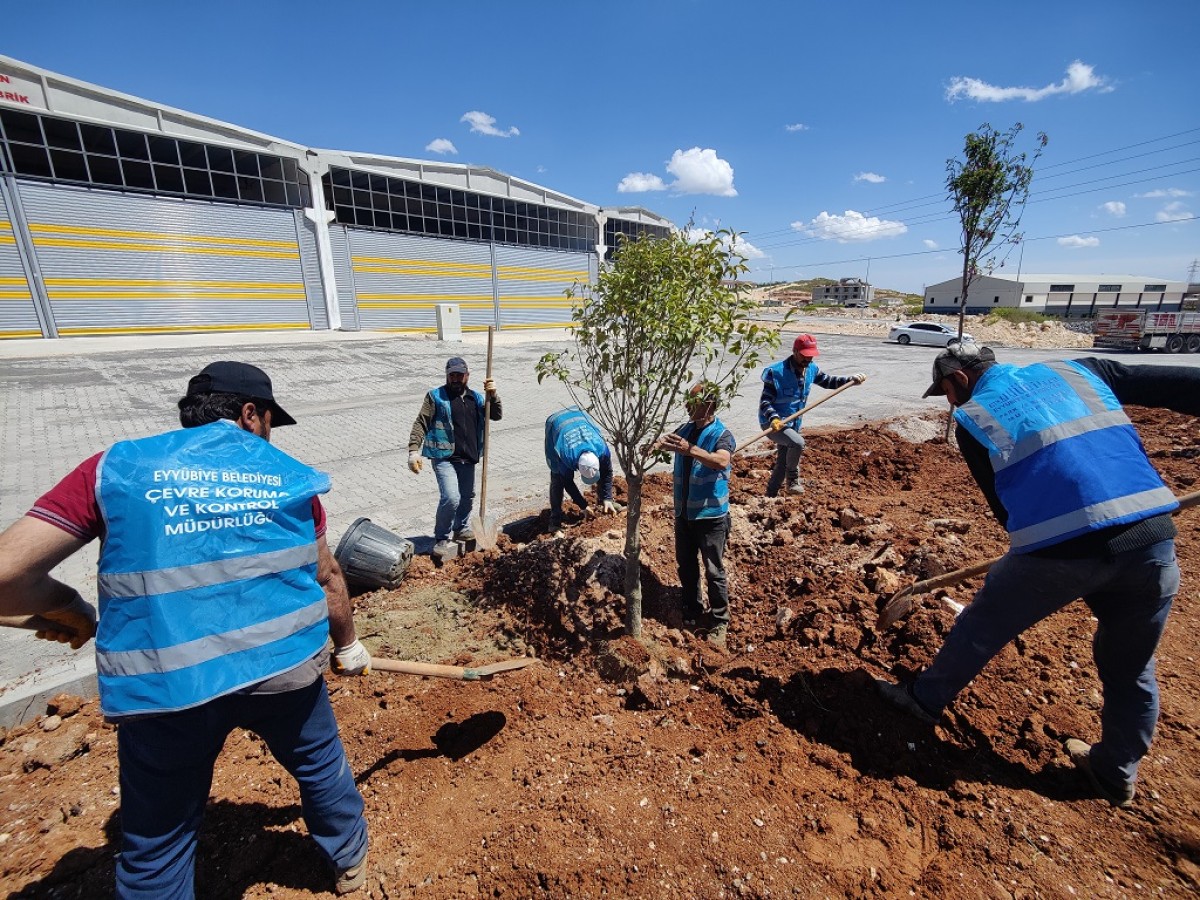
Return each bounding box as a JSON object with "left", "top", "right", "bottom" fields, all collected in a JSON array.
[
  {"left": 877, "top": 487, "right": 1200, "bottom": 629},
  {"left": 735, "top": 380, "right": 860, "bottom": 456},
  {"left": 0, "top": 614, "right": 68, "bottom": 633},
  {"left": 480, "top": 325, "right": 495, "bottom": 519},
  {"left": 370, "top": 655, "right": 533, "bottom": 681}
]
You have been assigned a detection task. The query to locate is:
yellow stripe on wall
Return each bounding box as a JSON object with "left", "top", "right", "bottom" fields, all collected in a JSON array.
[
  {"left": 31, "top": 236, "right": 299, "bottom": 259},
  {"left": 48, "top": 292, "right": 306, "bottom": 301},
  {"left": 0, "top": 330, "right": 45, "bottom": 339},
  {"left": 56, "top": 322, "right": 310, "bottom": 337},
  {"left": 45, "top": 277, "right": 305, "bottom": 290},
  {"left": 497, "top": 265, "right": 589, "bottom": 279},
  {"left": 30, "top": 223, "right": 296, "bottom": 250}
]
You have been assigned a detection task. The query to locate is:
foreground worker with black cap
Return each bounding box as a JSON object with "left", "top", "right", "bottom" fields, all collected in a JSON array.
[
  {"left": 0, "top": 361, "right": 371, "bottom": 897},
  {"left": 876, "top": 341, "right": 1200, "bottom": 809}
]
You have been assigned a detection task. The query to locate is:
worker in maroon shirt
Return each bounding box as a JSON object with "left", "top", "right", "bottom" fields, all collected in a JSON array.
[{"left": 0, "top": 361, "right": 372, "bottom": 897}]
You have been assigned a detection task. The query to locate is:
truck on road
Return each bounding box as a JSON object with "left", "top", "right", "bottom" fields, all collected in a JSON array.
[{"left": 1092, "top": 309, "right": 1200, "bottom": 353}]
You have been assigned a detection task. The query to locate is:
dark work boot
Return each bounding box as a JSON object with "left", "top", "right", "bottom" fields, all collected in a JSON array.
[{"left": 785, "top": 471, "right": 804, "bottom": 495}]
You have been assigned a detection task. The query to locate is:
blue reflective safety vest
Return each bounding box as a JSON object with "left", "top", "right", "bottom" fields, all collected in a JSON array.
[
  {"left": 759, "top": 359, "right": 817, "bottom": 430},
  {"left": 421, "top": 385, "right": 487, "bottom": 460},
  {"left": 93, "top": 420, "right": 333, "bottom": 719},
  {"left": 673, "top": 418, "right": 734, "bottom": 520},
  {"left": 955, "top": 360, "right": 1178, "bottom": 553},
  {"left": 544, "top": 407, "right": 609, "bottom": 477}
]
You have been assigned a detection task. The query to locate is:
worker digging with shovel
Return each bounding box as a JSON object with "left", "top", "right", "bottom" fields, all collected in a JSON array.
[{"left": 876, "top": 341, "right": 1200, "bottom": 809}]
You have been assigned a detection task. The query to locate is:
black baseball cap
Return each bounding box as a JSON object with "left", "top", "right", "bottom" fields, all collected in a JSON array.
[
  {"left": 922, "top": 341, "right": 997, "bottom": 398},
  {"left": 185, "top": 361, "right": 297, "bottom": 426},
  {"left": 446, "top": 357, "right": 469, "bottom": 374}
]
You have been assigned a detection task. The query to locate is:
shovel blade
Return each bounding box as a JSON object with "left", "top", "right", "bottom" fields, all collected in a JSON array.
[
  {"left": 876, "top": 587, "right": 915, "bottom": 630},
  {"left": 470, "top": 514, "right": 498, "bottom": 550}
]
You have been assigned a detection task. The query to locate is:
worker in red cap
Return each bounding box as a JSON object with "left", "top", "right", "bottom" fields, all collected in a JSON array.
[{"left": 757, "top": 334, "right": 866, "bottom": 495}]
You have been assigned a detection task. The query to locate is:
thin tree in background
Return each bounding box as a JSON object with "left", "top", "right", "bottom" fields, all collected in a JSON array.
[
  {"left": 947, "top": 122, "right": 1047, "bottom": 339},
  {"left": 536, "top": 228, "right": 787, "bottom": 638}
]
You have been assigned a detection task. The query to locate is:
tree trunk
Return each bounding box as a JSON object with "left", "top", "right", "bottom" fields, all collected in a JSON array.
[{"left": 622, "top": 472, "right": 644, "bottom": 638}]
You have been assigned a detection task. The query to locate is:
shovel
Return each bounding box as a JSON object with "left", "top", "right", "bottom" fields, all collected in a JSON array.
[
  {"left": 735, "top": 379, "right": 861, "bottom": 456},
  {"left": 370, "top": 655, "right": 534, "bottom": 681},
  {"left": 877, "top": 487, "right": 1200, "bottom": 630},
  {"left": 470, "top": 325, "right": 499, "bottom": 549}
]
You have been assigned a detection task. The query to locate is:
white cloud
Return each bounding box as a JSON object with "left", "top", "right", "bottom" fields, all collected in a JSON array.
[
  {"left": 1136, "top": 188, "right": 1195, "bottom": 199},
  {"left": 792, "top": 210, "right": 907, "bottom": 243},
  {"left": 1100, "top": 201, "right": 1126, "bottom": 217},
  {"left": 666, "top": 147, "right": 737, "bottom": 196},
  {"left": 460, "top": 110, "right": 520, "bottom": 137},
  {"left": 683, "top": 227, "right": 765, "bottom": 259},
  {"left": 946, "top": 60, "right": 1110, "bottom": 103},
  {"left": 785, "top": 123, "right": 808, "bottom": 132},
  {"left": 536, "top": 165, "right": 547, "bottom": 174},
  {"left": 424, "top": 138, "right": 457, "bottom": 155},
  {"left": 616, "top": 172, "right": 667, "bottom": 193},
  {"left": 1057, "top": 235, "right": 1100, "bottom": 248},
  {"left": 922, "top": 239, "right": 939, "bottom": 250},
  {"left": 854, "top": 172, "right": 886, "bottom": 184},
  {"left": 1156, "top": 201, "right": 1195, "bottom": 222}
]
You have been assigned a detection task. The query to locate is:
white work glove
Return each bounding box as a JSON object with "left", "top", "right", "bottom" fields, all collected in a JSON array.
[
  {"left": 483, "top": 377, "right": 497, "bottom": 397},
  {"left": 35, "top": 592, "right": 97, "bottom": 650},
  {"left": 331, "top": 639, "right": 371, "bottom": 676},
  {"left": 601, "top": 499, "right": 624, "bottom": 515},
  {"left": 851, "top": 372, "right": 867, "bottom": 384},
  {"left": 408, "top": 451, "right": 423, "bottom": 474},
  {"left": 770, "top": 417, "right": 784, "bottom": 432}
]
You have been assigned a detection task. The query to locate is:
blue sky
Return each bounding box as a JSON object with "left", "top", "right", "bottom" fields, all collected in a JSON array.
[{"left": 5, "top": 1, "right": 1198, "bottom": 292}]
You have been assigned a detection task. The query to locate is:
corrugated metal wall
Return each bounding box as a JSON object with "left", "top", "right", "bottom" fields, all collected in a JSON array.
[
  {"left": 346, "top": 229, "right": 496, "bottom": 332},
  {"left": 329, "top": 225, "right": 360, "bottom": 331},
  {"left": 293, "top": 210, "right": 328, "bottom": 331},
  {"left": 17, "top": 182, "right": 315, "bottom": 337},
  {"left": 0, "top": 182, "right": 42, "bottom": 339},
  {"left": 493, "top": 246, "right": 590, "bottom": 329}
]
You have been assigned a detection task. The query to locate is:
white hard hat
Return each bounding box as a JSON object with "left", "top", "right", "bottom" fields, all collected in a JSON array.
[{"left": 577, "top": 451, "right": 600, "bottom": 485}]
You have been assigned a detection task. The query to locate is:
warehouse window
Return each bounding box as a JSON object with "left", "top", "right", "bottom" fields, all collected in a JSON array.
[
  {"left": 321, "top": 166, "right": 600, "bottom": 252},
  {"left": 1049, "top": 284, "right": 1075, "bottom": 292},
  {"left": 1025, "top": 295, "right": 1033, "bottom": 303},
  {"left": 1098, "top": 284, "right": 1122, "bottom": 292},
  {"left": 604, "top": 218, "right": 671, "bottom": 261},
  {"left": 0, "top": 108, "right": 310, "bottom": 209},
  {"left": 1143, "top": 284, "right": 1166, "bottom": 292}
]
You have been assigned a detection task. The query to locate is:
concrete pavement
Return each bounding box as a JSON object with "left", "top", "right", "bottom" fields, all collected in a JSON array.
[{"left": 3, "top": 325, "right": 1195, "bottom": 726}]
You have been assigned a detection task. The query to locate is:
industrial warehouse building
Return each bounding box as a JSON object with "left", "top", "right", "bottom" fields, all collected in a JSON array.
[
  {"left": 0, "top": 55, "right": 671, "bottom": 340},
  {"left": 923, "top": 273, "right": 1188, "bottom": 318}
]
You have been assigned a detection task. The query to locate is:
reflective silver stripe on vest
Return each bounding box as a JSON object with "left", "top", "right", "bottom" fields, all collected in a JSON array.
[
  {"left": 95, "top": 598, "right": 329, "bottom": 678},
  {"left": 1045, "top": 360, "right": 1108, "bottom": 412},
  {"left": 1008, "top": 486, "right": 1178, "bottom": 550},
  {"left": 994, "top": 410, "right": 1133, "bottom": 472},
  {"left": 98, "top": 543, "right": 318, "bottom": 599}
]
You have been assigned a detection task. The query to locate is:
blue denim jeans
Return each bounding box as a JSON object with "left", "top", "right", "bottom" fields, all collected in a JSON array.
[
  {"left": 115, "top": 678, "right": 368, "bottom": 899},
  {"left": 549, "top": 471, "right": 588, "bottom": 527},
  {"left": 674, "top": 514, "right": 731, "bottom": 625},
  {"left": 912, "top": 539, "right": 1178, "bottom": 790},
  {"left": 766, "top": 429, "right": 805, "bottom": 495},
  {"left": 432, "top": 458, "right": 477, "bottom": 540}
]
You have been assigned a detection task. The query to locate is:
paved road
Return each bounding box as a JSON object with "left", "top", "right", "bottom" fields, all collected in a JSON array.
[{"left": 2, "top": 324, "right": 1196, "bottom": 724}]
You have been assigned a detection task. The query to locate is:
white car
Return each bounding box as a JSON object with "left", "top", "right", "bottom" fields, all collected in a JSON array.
[{"left": 889, "top": 321, "right": 973, "bottom": 347}]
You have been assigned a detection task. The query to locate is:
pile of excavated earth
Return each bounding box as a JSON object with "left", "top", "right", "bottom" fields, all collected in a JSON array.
[{"left": 2, "top": 407, "right": 1197, "bottom": 899}]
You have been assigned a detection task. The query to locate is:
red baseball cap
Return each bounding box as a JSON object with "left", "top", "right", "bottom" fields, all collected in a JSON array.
[{"left": 793, "top": 334, "right": 819, "bottom": 358}]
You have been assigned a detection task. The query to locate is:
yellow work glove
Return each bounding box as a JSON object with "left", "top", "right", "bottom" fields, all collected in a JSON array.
[
  {"left": 483, "top": 377, "right": 497, "bottom": 397},
  {"left": 770, "top": 418, "right": 784, "bottom": 432},
  {"left": 408, "top": 451, "right": 423, "bottom": 474},
  {"left": 36, "top": 592, "right": 97, "bottom": 650},
  {"left": 852, "top": 372, "right": 868, "bottom": 384},
  {"left": 331, "top": 639, "right": 371, "bottom": 676}
]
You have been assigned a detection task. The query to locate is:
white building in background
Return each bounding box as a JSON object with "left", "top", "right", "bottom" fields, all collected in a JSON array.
[
  {"left": 923, "top": 274, "right": 1187, "bottom": 318},
  {"left": 812, "top": 277, "right": 873, "bottom": 305},
  {"left": 0, "top": 55, "right": 671, "bottom": 340}
]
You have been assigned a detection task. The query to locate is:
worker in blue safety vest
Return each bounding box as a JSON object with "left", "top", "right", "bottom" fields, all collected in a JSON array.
[
  {"left": 543, "top": 406, "right": 623, "bottom": 535},
  {"left": 877, "top": 341, "right": 1200, "bottom": 810},
  {"left": 0, "top": 361, "right": 372, "bottom": 897}
]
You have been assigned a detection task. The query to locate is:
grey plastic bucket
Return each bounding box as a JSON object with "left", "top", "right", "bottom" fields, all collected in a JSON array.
[{"left": 334, "top": 517, "right": 414, "bottom": 590}]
